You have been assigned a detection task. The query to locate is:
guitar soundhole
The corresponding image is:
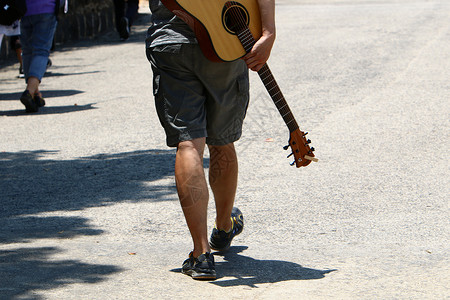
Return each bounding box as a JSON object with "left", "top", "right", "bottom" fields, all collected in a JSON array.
[{"left": 222, "top": 2, "right": 249, "bottom": 35}]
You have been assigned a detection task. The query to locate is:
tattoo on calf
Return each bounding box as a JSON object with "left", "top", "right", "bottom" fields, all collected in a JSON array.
[
  {"left": 208, "top": 144, "right": 236, "bottom": 185},
  {"left": 176, "top": 174, "right": 208, "bottom": 208}
]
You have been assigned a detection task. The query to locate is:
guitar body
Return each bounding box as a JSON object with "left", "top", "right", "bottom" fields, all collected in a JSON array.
[{"left": 161, "top": 0, "right": 262, "bottom": 62}]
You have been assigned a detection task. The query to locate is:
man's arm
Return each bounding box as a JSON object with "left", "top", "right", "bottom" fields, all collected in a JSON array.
[{"left": 243, "top": 0, "right": 276, "bottom": 71}]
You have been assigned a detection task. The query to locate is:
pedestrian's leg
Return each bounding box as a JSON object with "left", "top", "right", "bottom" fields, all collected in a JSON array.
[
  {"left": 26, "top": 77, "right": 40, "bottom": 95},
  {"left": 208, "top": 143, "right": 238, "bottom": 231},
  {"left": 125, "top": 0, "right": 139, "bottom": 27},
  {"left": 25, "top": 14, "right": 57, "bottom": 94},
  {"left": 113, "top": 0, "right": 125, "bottom": 32},
  {"left": 10, "top": 36, "right": 23, "bottom": 75},
  {"left": 175, "top": 138, "right": 211, "bottom": 257}
]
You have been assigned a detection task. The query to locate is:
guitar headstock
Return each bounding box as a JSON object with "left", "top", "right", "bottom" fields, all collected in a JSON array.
[{"left": 284, "top": 129, "right": 318, "bottom": 168}]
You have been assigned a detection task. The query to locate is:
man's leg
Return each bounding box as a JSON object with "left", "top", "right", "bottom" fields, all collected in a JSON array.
[
  {"left": 175, "top": 138, "right": 211, "bottom": 258},
  {"left": 208, "top": 143, "right": 238, "bottom": 232}
]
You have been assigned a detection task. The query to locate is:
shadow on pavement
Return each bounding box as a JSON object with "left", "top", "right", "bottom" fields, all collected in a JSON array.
[
  {"left": 0, "top": 89, "right": 85, "bottom": 101},
  {"left": 0, "top": 149, "right": 181, "bottom": 298},
  {"left": 0, "top": 247, "right": 121, "bottom": 299},
  {"left": 0, "top": 89, "right": 90, "bottom": 116},
  {"left": 172, "top": 246, "right": 335, "bottom": 287},
  {"left": 212, "top": 246, "right": 336, "bottom": 287},
  {"left": 44, "top": 70, "right": 101, "bottom": 78},
  {"left": 0, "top": 103, "right": 96, "bottom": 116},
  {"left": 0, "top": 149, "right": 179, "bottom": 240}
]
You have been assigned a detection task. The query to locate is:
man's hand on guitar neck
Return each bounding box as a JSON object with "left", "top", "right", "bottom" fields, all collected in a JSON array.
[
  {"left": 242, "top": 0, "right": 276, "bottom": 72},
  {"left": 242, "top": 32, "right": 275, "bottom": 71}
]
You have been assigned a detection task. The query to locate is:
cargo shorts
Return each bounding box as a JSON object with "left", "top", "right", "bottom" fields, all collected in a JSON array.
[{"left": 147, "top": 44, "right": 249, "bottom": 147}]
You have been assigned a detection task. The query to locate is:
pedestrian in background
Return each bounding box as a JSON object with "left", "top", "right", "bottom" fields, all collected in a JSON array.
[
  {"left": 19, "top": 0, "right": 59, "bottom": 113},
  {"left": 114, "top": 0, "right": 139, "bottom": 41},
  {"left": 10, "top": 35, "right": 24, "bottom": 78},
  {"left": 0, "top": 20, "right": 23, "bottom": 77}
]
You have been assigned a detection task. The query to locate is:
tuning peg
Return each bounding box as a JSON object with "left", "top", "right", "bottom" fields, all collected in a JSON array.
[
  {"left": 287, "top": 152, "right": 293, "bottom": 158},
  {"left": 283, "top": 145, "right": 289, "bottom": 150},
  {"left": 310, "top": 147, "right": 315, "bottom": 152},
  {"left": 304, "top": 132, "right": 308, "bottom": 136},
  {"left": 306, "top": 139, "right": 311, "bottom": 144},
  {"left": 290, "top": 161, "right": 296, "bottom": 166}
]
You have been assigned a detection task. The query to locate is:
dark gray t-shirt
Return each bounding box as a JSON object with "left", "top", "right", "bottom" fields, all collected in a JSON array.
[{"left": 146, "top": 0, "right": 197, "bottom": 49}]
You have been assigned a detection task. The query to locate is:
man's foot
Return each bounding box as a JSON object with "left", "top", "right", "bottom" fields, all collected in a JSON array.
[
  {"left": 181, "top": 252, "right": 216, "bottom": 280},
  {"left": 119, "top": 17, "right": 130, "bottom": 41},
  {"left": 20, "top": 90, "right": 38, "bottom": 113},
  {"left": 210, "top": 207, "right": 244, "bottom": 251}
]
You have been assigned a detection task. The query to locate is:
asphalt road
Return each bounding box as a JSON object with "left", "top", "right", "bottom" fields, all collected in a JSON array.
[{"left": 0, "top": 1, "right": 449, "bottom": 299}]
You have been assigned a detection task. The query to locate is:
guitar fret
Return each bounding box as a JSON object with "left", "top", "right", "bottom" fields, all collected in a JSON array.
[
  {"left": 278, "top": 105, "right": 291, "bottom": 117},
  {"left": 262, "top": 77, "right": 276, "bottom": 86},
  {"left": 271, "top": 90, "right": 282, "bottom": 99},
  {"left": 242, "top": 34, "right": 252, "bottom": 42},
  {"left": 260, "top": 69, "right": 270, "bottom": 77},
  {"left": 277, "top": 103, "right": 287, "bottom": 110},
  {"left": 274, "top": 101, "right": 292, "bottom": 117},
  {"left": 273, "top": 97, "right": 282, "bottom": 104},
  {"left": 286, "top": 119, "right": 297, "bottom": 127},
  {"left": 280, "top": 109, "right": 290, "bottom": 116},
  {"left": 238, "top": 29, "right": 255, "bottom": 52},
  {"left": 267, "top": 85, "right": 278, "bottom": 93},
  {"left": 261, "top": 78, "right": 274, "bottom": 87},
  {"left": 268, "top": 84, "right": 279, "bottom": 92},
  {"left": 240, "top": 36, "right": 251, "bottom": 45},
  {"left": 282, "top": 110, "right": 293, "bottom": 119}
]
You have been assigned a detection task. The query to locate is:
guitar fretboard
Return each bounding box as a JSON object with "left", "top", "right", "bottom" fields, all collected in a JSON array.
[{"left": 237, "top": 28, "right": 299, "bottom": 133}]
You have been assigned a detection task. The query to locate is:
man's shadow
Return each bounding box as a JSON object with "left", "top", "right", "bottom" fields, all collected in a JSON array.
[{"left": 172, "top": 246, "right": 335, "bottom": 287}]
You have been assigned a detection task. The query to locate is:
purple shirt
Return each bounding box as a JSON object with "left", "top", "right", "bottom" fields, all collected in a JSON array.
[{"left": 25, "top": 0, "right": 56, "bottom": 16}]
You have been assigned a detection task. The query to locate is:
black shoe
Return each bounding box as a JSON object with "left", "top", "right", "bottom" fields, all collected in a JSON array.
[
  {"left": 34, "top": 94, "right": 46, "bottom": 107},
  {"left": 210, "top": 207, "right": 244, "bottom": 251},
  {"left": 119, "top": 17, "right": 130, "bottom": 40},
  {"left": 20, "top": 90, "right": 38, "bottom": 113},
  {"left": 182, "top": 252, "right": 216, "bottom": 280}
]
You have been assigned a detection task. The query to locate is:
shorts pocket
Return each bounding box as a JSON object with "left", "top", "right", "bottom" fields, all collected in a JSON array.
[{"left": 236, "top": 72, "right": 249, "bottom": 96}]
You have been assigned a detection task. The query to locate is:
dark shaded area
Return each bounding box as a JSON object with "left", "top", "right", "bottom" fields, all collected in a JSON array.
[
  {"left": 0, "top": 149, "right": 178, "bottom": 223},
  {"left": 0, "top": 216, "right": 103, "bottom": 244},
  {"left": 0, "top": 247, "right": 121, "bottom": 300},
  {"left": 0, "top": 149, "right": 192, "bottom": 298}
]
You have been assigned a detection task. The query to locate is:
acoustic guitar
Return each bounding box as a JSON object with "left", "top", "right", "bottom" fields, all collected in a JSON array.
[{"left": 161, "top": 0, "right": 317, "bottom": 167}]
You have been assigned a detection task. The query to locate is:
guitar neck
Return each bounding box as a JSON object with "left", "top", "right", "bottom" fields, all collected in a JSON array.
[
  {"left": 237, "top": 28, "right": 299, "bottom": 133},
  {"left": 257, "top": 65, "right": 299, "bottom": 133}
]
